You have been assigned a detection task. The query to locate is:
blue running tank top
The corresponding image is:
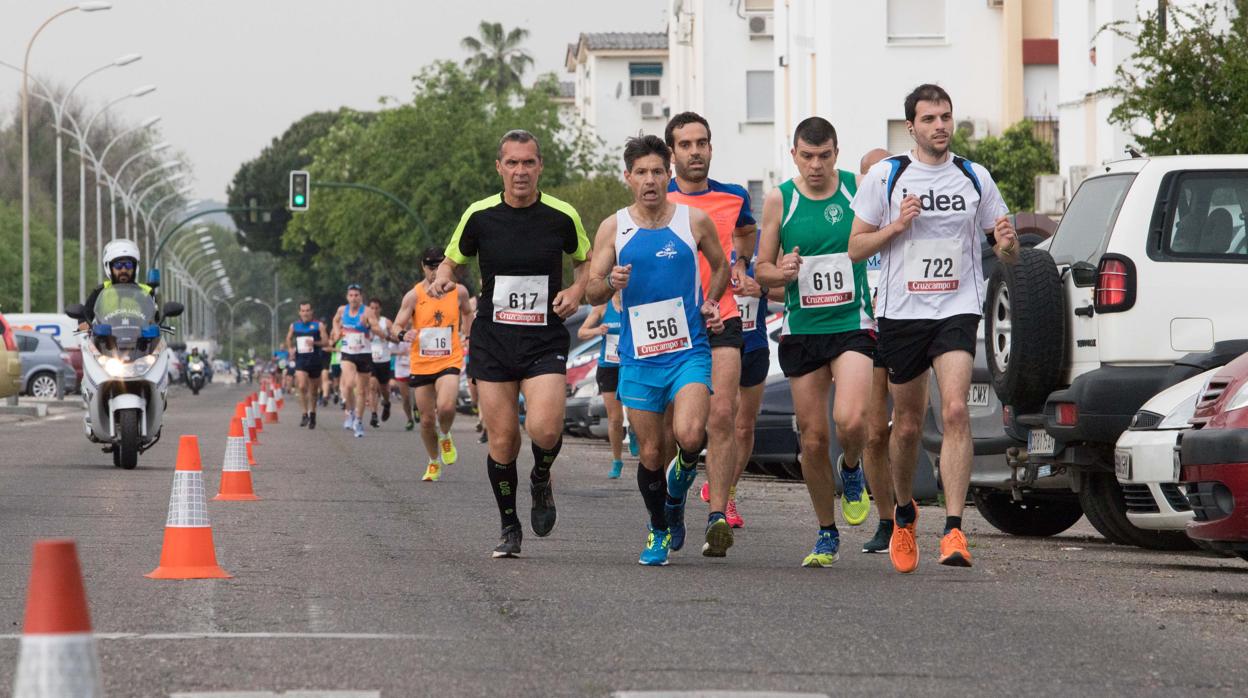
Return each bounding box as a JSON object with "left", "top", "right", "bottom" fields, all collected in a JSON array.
[
  {"left": 598, "top": 300, "right": 623, "bottom": 367},
  {"left": 615, "top": 204, "right": 708, "bottom": 368}
]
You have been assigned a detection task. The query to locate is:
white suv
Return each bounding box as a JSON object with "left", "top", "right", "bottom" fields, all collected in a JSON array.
[{"left": 986, "top": 155, "right": 1248, "bottom": 549}]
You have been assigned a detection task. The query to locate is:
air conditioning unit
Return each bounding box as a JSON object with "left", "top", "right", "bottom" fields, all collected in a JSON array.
[
  {"left": 748, "top": 14, "right": 773, "bottom": 38},
  {"left": 639, "top": 100, "right": 662, "bottom": 119},
  {"left": 956, "top": 117, "right": 990, "bottom": 141},
  {"left": 987, "top": 0, "right": 1004, "bottom": 7},
  {"left": 1034, "top": 174, "right": 1066, "bottom": 215}
]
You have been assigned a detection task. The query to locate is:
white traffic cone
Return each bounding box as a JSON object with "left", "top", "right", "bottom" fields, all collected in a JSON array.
[{"left": 13, "top": 540, "right": 103, "bottom": 698}]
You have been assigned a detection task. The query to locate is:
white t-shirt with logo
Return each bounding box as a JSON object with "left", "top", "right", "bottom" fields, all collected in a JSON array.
[{"left": 851, "top": 152, "right": 1008, "bottom": 320}]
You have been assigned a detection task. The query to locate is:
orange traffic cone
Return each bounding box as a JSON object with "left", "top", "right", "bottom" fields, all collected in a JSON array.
[
  {"left": 246, "top": 440, "right": 257, "bottom": 467},
  {"left": 146, "top": 436, "right": 231, "bottom": 579},
  {"left": 254, "top": 394, "right": 266, "bottom": 433},
  {"left": 275, "top": 386, "right": 284, "bottom": 409},
  {"left": 264, "top": 393, "right": 279, "bottom": 423},
  {"left": 214, "top": 418, "right": 259, "bottom": 501},
  {"left": 13, "top": 540, "right": 103, "bottom": 697}
]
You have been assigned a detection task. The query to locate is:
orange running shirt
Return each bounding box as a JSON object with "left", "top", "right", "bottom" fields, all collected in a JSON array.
[
  {"left": 666, "top": 178, "right": 756, "bottom": 321},
  {"left": 409, "top": 283, "right": 464, "bottom": 376}
]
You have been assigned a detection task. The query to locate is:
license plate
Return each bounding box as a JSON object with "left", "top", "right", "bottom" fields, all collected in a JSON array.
[
  {"left": 968, "top": 383, "right": 990, "bottom": 407},
  {"left": 1028, "top": 429, "right": 1055, "bottom": 456},
  {"left": 1114, "top": 449, "right": 1132, "bottom": 480}
]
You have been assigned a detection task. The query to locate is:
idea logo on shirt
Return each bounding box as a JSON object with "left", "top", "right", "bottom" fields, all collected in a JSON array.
[{"left": 901, "top": 188, "right": 968, "bottom": 212}]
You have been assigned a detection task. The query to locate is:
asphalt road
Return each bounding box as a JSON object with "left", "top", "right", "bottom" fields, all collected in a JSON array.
[{"left": 1, "top": 384, "right": 1247, "bottom": 697}]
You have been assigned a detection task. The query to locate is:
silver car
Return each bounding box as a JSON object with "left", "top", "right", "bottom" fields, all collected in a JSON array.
[{"left": 15, "top": 330, "right": 77, "bottom": 398}]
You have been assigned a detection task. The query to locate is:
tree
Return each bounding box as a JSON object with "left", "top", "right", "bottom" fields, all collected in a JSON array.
[
  {"left": 952, "top": 120, "right": 1057, "bottom": 212},
  {"left": 1106, "top": 1, "right": 1248, "bottom": 155},
  {"left": 461, "top": 21, "right": 535, "bottom": 97},
  {"left": 225, "top": 110, "right": 364, "bottom": 254}
]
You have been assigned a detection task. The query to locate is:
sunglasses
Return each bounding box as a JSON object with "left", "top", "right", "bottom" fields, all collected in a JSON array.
[
  {"left": 346, "top": 284, "right": 362, "bottom": 291},
  {"left": 110, "top": 260, "right": 136, "bottom": 270},
  {"left": 423, "top": 259, "right": 443, "bottom": 268}
]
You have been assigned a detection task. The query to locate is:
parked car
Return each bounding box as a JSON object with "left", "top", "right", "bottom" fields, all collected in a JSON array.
[
  {"left": 1114, "top": 367, "right": 1220, "bottom": 532},
  {"left": 1179, "top": 351, "right": 1248, "bottom": 560},
  {"left": 15, "top": 330, "right": 77, "bottom": 398},
  {"left": 986, "top": 155, "right": 1248, "bottom": 549},
  {"left": 4, "top": 313, "right": 83, "bottom": 391},
  {"left": 0, "top": 312, "right": 22, "bottom": 398}
]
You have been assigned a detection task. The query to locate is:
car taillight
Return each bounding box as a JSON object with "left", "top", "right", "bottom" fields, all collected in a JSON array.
[
  {"left": 1002, "top": 404, "right": 1014, "bottom": 428},
  {"left": 1094, "top": 254, "right": 1136, "bottom": 313},
  {"left": 1055, "top": 402, "right": 1079, "bottom": 426}
]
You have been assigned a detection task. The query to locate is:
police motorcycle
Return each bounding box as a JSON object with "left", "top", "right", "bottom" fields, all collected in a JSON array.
[
  {"left": 65, "top": 286, "right": 183, "bottom": 469},
  {"left": 187, "top": 354, "right": 207, "bottom": 395}
]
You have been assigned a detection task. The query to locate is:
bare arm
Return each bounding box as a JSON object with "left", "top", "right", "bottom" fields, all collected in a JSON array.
[
  {"left": 585, "top": 216, "right": 621, "bottom": 306},
  {"left": 553, "top": 257, "right": 590, "bottom": 319},
  {"left": 284, "top": 324, "right": 295, "bottom": 355},
  {"left": 430, "top": 259, "right": 459, "bottom": 298},
  {"left": 457, "top": 285, "right": 474, "bottom": 338},
  {"left": 731, "top": 222, "right": 757, "bottom": 290},
  {"left": 318, "top": 321, "right": 330, "bottom": 348},
  {"left": 693, "top": 209, "right": 730, "bottom": 306},
  {"left": 848, "top": 194, "right": 920, "bottom": 263},
  {"left": 754, "top": 188, "right": 791, "bottom": 288},
  {"left": 394, "top": 288, "right": 418, "bottom": 338},
  {"left": 330, "top": 306, "right": 345, "bottom": 342},
  {"left": 577, "top": 304, "right": 607, "bottom": 340},
  {"left": 990, "top": 217, "right": 1019, "bottom": 265}
]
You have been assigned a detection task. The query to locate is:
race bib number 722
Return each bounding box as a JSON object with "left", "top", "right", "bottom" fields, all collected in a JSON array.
[{"left": 903, "top": 239, "right": 961, "bottom": 294}]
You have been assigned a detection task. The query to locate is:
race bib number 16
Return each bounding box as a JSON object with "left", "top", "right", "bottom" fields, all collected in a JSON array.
[{"left": 493, "top": 275, "right": 548, "bottom": 326}]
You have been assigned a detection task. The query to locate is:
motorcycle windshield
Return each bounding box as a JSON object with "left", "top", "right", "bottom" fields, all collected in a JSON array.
[{"left": 92, "top": 286, "right": 159, "bottom": 360}]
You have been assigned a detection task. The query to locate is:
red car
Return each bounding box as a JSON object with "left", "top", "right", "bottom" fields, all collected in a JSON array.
[{"left": 1179, "top": 352, "right": 1248, "bottom": 560}]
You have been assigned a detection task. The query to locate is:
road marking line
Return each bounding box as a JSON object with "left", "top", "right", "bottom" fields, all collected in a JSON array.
[
  {"left": 613, "top": 693, "right": 829, "bottom": 698},
  {"left": 0, "top": 632, "right": 434, "bottom": 641},
  {"left": 171, "top": 692, "right": 380, "bottom": 697}
]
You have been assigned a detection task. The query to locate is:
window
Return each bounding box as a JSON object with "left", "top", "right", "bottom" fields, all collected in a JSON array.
[
  {"left": 887, "top": 0, "right": 946, "bottom": 43},
  {"left": 886, "top": 120, "right": 912, "bottom": 155},
  {"left": 17, "top": 335, "right": 38, "bottom": 353},
  {"left": 746, "top": 71, "right": 774, "bottom": 122},
  {"left": 1049, "top": 175, "right": 1135, "bottom": 264},
  {"left": 1160, "top": 173, "right": 1248, "bottom": 260},
  {"left": 747, "top": 180, "right": 764, "bottom": 222},
  {"left": 629, "top": 63, "right": 662, "bottom": 97}
]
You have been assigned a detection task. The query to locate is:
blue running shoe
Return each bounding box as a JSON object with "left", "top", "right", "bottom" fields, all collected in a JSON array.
[
  {"left": 802, "top": 528, "right": 840, "bottom": 567},
  {"left": 608, "top": 459, "right": 624, "bottom": 479},
  {"left": 666, "top": 501, "right": 687, "bottom": 551},
  {"left": 639, "top": 525, "right": 671, "bottom": 566},
  {"left": 666, "top": 455, "right": 697, "bottom": 501},
  {"left": 839, "top": 455, "right": 870, "bottom": 526},
  {"left": 628, "top": 427, "right": 640, "bottom": 457}
]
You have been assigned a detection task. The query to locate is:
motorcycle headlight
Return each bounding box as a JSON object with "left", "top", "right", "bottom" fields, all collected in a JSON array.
[{"left": 103, "top": 354, "right": 157, "bottom": 378}]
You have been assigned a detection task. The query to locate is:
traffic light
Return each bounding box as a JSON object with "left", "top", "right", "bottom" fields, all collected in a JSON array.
[{"left": 289, "top": 170, "right": 309, "bottom": 211}]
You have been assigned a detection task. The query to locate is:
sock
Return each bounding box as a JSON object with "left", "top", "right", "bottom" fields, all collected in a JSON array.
[
  {"left": 677, "top": 437, "right": 706, "bottom": 469},
  {"left": 841, "top": 457, "right": 860, "bottom": 471},
  {"left": 637, "top": 463, "right": 667, "bottom": 530},
  {"left": 944, "top": 515, "right": 962, "bottom": 534},
  {"left": 708, "top": 511, "right": 726, "bottom": 524},
  {"left": 877, "top": 519, "right": 895, "bottom": 532},
  {"left": 819, "top": 523, "right": 839, "bottom": 535},
  {"left": 530, "top": 439, "right": 562, "bottom": 483},
  {"left": 487, "top": 456, "right": 520, "bottom": 528},
  {"left": 729, "top": 485, "right": 737, "bottom": 500},
  {"left": 896, "top": 500, "right": 917, "bottom": 526}
]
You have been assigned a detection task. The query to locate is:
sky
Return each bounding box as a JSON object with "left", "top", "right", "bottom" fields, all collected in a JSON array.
[{"left": 1, "top": 0, "right": 669, "bottom": 203}]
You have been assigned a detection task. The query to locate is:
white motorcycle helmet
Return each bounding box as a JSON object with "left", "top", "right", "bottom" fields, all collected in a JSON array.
[{"left": 102, "top": 239, "right": 141, "bottom": 282}]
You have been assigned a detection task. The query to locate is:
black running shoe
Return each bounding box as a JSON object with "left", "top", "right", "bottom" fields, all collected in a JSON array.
[
  {"left": 530, "top": 477, "right": 557, "bottom": 537},
  {"left": 381, "top": 400, "right": 391, "bottom": 422},
  {"left": 370, "top": 412, "right": 380, "bottom": 429},
  {"left": 478, "top": 429, "right": 488, "bottom": 444},
  {"left": 308, "top": 412, "right": 317, "bottom": 430},
  {"left": 299, "top": 413, "right": 309, "bottom": 428},
  {"left": 862, "top": 519, "right": 893, "bottom": 554},
  {"left": 492, "top": 524, "right": 523, "bottom": 558}
]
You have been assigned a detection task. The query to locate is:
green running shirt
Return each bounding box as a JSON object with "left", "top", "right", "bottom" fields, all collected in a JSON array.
[{"left": 778, "top": 172, "right": 874, "bottom": 335}]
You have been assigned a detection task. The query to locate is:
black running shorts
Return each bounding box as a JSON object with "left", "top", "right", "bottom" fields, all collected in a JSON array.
[
  {"left": 468, "top": 318, "right": 569, "bottom": 383},
  {"left": 409, "top": 367, "right": 461, "bottom": 388},
  {"left": 778, "top": 330, "right": 877, "bottom": 378},
  {"left": 877, "top": 313, "right": 979, "bottom": 385},
  {"left": 596, "top": 365, "right": 620, "bottom": 394},
  {"left": 342, "top": 353, "right": 373, "bottom": 374},
  {"left": 709, "top": 317, "right": 744, "bottom": 350},
  {"left": 739, "top": 347, "right": 770, "bottom": 388}
]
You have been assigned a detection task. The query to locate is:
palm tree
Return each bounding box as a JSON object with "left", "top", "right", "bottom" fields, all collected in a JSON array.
[{"left": 461, "top": 21, "right": 534, "bottom": 97}]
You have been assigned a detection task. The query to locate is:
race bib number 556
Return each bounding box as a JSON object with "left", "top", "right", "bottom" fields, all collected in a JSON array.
[
  {"left": 630, "top": 298, "right": 692, "bottom": 358},
  {"left": 493, "top": 275, "right": 548, "bottom": 325}
]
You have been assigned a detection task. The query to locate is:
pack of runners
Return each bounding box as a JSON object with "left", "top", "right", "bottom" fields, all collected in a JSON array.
[{"left": 276, "top": 83, "right": 1017, "bottom": 573}]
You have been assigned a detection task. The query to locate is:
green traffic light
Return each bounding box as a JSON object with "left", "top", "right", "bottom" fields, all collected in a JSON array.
[{"left": 294, "top": 194, "right": 305, "bottom": 206}]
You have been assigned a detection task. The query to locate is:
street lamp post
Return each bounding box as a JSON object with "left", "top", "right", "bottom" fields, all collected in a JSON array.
[
  {"left": 246, "top": 296, "right": 293, "bottom": 356},
  {"left": 85, "top": 113, "right": 161, "bottom": 285},
  {"left": 215, "top": 296, "right": 249, "bottom": 362},
  {"left": 20, "top": 1, "right": 113, "bottom": 311}
]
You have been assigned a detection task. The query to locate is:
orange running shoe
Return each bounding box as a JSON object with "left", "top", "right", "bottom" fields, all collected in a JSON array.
[
  {"left": 889, "top": 501, "right": 919, "bottom": 574},
  {"left": 938, "top": 527, "right": 973, "bottom": 567}
]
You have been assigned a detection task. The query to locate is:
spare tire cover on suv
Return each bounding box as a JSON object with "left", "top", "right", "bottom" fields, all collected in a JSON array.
[{"left": 985, "top": 246, "right": 1064, "bottom": 412}]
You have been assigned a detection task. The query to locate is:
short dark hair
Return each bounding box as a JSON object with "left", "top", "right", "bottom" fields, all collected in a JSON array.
[
  {"left": 664, "top": 111, "right": 711, "bottom": 149},
  {"left": 421, "top": 246, "right": 445, "bottom": 266},
  {"left": 299, "top": 301, "right": 312, "bottom": 309},
  {"left": 497, "top": 129, "right": 542, "bottom": 160},
  {"left": 368, "top": 297, "right": 381, "bottom": 306},
  {"left": 792, "top": 117, "right": 838, "bottom": 149},
  {"left": 904, "top": 84, "right": 953, "bottom": 123},
  {"left": 623, "top": 134, "right": 671, "bottom": 172}
]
